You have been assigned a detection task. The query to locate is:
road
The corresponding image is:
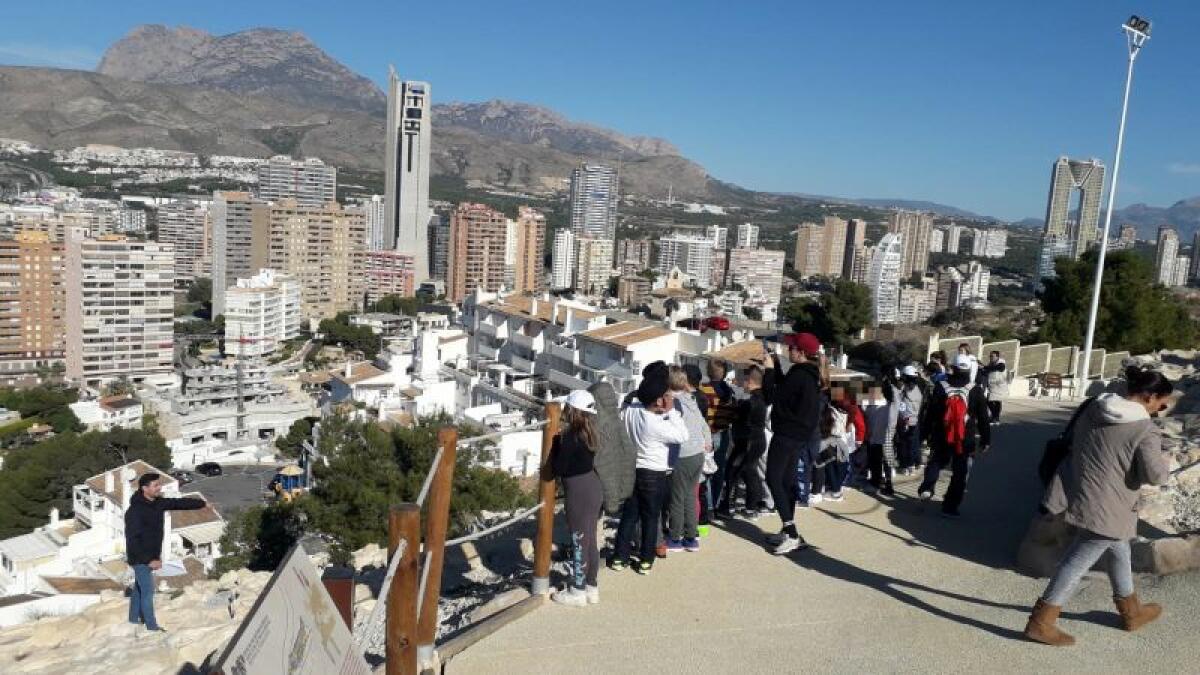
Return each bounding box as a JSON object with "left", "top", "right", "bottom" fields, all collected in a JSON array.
[
  {"left": 179, "top": 465, "right": 277, "bottom": 515},
  {"left": 447, "top": 400, "right": 1200, "bottom": 673}
]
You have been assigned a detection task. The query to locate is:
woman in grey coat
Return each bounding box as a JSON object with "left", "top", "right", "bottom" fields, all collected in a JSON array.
[
  {"left": 1025, "top": 368, "right": 1173, "bottom": 647},
  {"left": 588, "top": 381, "right": 637, "bottom": 515}
]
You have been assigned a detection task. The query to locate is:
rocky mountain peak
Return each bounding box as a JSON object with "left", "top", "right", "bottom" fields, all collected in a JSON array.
[{"left": 97, "top": 24, "right": 385, "bottom": 114}]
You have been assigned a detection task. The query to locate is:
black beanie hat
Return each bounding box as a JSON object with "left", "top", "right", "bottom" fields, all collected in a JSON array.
[{"left": 636, "top": 361, "right": 671, "bottom": 407}]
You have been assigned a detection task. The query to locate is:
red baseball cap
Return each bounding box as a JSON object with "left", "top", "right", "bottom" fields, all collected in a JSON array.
[{"left": 783, "top": 332, "right": 821, "bottom": 356}]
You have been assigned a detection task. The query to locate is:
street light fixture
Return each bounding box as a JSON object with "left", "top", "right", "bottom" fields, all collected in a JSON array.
[{"left": 1077, "top": 15, "right": 1151, "bottom": 391}]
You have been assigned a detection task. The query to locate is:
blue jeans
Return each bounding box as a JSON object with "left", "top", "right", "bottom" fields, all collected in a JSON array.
[
  {"left": 706, "top": 429, "right": 731, "bottom": 513},
  {"left": 793, "top": 436, "right": 819, "bottom": 504},
  {"left": 128, "top": 563, "right": 159, "bottom": 630},
  {"left": 918, "top": 451, "right": 973, "bottom": 513},
  {"left": 824, "top": 461, "right": 848, "bottom": 494}
]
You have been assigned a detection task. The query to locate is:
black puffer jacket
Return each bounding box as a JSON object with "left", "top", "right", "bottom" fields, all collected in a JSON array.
[
  {"left": 124, "top": 491, "right": 206, "bottom": 565},
  {"left": 767, "top": 360, "right": 822, "bottom": 442}
]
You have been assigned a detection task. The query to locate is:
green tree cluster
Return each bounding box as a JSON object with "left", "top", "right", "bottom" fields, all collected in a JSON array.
[
  {"left": 217, "top": 415, "right": 533, "bottom": 571},
  {"left": 1037, "top": 250, "right": 1197, "bottom": 354},
  {"left": 0, "top": 386, "right": 83, "bottom": 433},
  {"left": 0, "top": 428, "right": 171, "bottom": 537},
  {"left": 782, "top": 280, "right": 873, "bottom": 346},
  {"left": 276, "top": 418, "right": 315, "bottom": 458},
  {"left": 318, "top": 314, "right": 380, "bottom": 360}
]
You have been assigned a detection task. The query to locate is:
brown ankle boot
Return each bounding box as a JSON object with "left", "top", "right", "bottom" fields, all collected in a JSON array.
[
  {"left": 1114, "top": 593, "right": 1162, "bottom": 632},
  {"left": 1024, "top": 599, "right": 1076, "bottom": 646}
]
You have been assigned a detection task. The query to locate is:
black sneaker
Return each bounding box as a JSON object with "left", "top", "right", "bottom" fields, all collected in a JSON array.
[
  {"left": 636, "top": 561, "right": 653, "bottom": 575},
  {"left": 880, "top": 485, "right": 895, "bottom": 497}
]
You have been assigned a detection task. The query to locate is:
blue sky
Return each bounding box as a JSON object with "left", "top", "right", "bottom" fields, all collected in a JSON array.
[{"left": 2, "top": 1, "right": 1197, "bottom": 220}]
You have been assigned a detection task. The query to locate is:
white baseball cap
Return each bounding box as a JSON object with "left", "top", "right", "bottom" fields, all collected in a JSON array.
[
  {"left": 952, "top": 354, "right": 973, "bottom": 370},
  {"left": 561, "top": 389, "right": 597, "bottom": 415}
]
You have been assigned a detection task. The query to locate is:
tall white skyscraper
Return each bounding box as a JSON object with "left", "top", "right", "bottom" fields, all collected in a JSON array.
[
  {"left": 706, "top": 224, "right": 728, "bottom": 251},
  {"left": 929, "top": 228, "right": 945, "bottom": 253},
  {"left": 384, "top": 68, "right": 432, "bottom": 280},
  {"left": 1044, "top": 156, "right": 1106, "bottom": 259},
  {"left": 363, "top": 195, "right": 386, "bottom": 251},
  {"left": 551, "top": 229, "right": 576, "bottom": 289},
  {"left": 946, "top": 223, "right": 964, "bottom": 255},
  {"left": 736, "top": 222, "right": 759, "bottom": 249},
  {"left": 569, "top": 164, "right": 619, "bottom": 239},
  {"left": 971, "top": 229, "right": 1008, "bottom": 258},
  {"left": 868, "top": 233, "right": 903, "bottom": 326},
  {"left": 1155, "top": 226, "right": 1180, "bottom": 286}
]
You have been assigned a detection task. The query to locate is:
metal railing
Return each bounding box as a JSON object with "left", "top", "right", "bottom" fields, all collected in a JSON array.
[{"left": 355, "top": 403, "right": 562, "bottom": 675}]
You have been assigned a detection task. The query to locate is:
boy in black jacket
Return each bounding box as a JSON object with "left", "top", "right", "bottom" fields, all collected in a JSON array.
[
  {"left": 917, "top": 354, "right": 991, "bottom": 518},
  {"left": 125, "top": 472, "right": 206, "bottom": 631},
  {"left": 717, "top": 367, "right": 770, "bottom": 519},
  {"left": 762, "top": 332, "right": 823, "bottom": 555}
]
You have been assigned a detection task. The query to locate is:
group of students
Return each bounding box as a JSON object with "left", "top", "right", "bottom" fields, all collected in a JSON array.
[{"left": 544, "top": 332, "right": 1000, "bottom": 607}]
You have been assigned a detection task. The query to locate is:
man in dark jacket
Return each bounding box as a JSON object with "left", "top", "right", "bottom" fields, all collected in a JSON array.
[
  {"left": 125, "top": 472, "right": 206, "bottom": 631},
  {"left": 762, "top": 332, "right": 823, "bottom": 554},
  {"left": 917, "top": 354, "right": 991, "bottom": 518}
]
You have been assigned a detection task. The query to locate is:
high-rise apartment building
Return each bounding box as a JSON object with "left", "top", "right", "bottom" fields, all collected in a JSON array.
[
  {"left": 1044, "top": 156, "right": 1106, "bottom": 259},
  {"left": 929, "top": 228, "right": 945, "bottom": 254},
  {"left": 1173, "top": 256, "right": 1190, "bottom": 288},
  {"left": 0, "top": 231, "right": 65, "bottom": 382},
  {"left": 268, "top": 199, "right": 366, "bottom": 321},
  {"left": 935, "top": 266, "right": 964, "bottom": 312},
  {"left": 844, "top": 219, "right": 867, "bottom": 279},
  {"left": 1038, "top": 234, "right": 1073, "bottom": 284},
  {"left": 574, "top": 238, "right": 615, "bottom": 296},
  {"left": 897, "top": 278, "right": 938, "bottom": 324},
  {"left": 223, "top": 269, "right": 301, "bottom": 358},
  {"left": 212, "top": 192, "right": 271, "bottom": 317},
  {"left": 1155, "top": 227, "right": 1180, "bottom": 286},
  {"left": 65, "top": 234, "right": 174, "bottom": 389},
  {"left": 793, "top": 217, "right": 848, "bottom": 279},
  {"left": 728, "top": 248, "right": 785, "bottom": 304},
  {"left": 887, "top": 210, "right": 934, "bottom": 279},
  {"left": 657, "top": 235, "right": 713, "bottom": 289},
  {"left": 364, "top": 250, "right": 416, "bottom": 301},
  {"left": 706, "top": 225, "right": 728, "bottom": 251},
  {"left": 868, "top": 233, "right": 903, "bottom": 326},
  {"left": 1191, "top": 231, "right": 1200, "bottom": 281},
  {"left": 1119, "top": 225, "right": 1139, "bottom": 248},
  {"left": 116, "top": 208, "right": 147, "bottom": 234},
  {"left": 551, "top": 229, "right": 576, "bottom": 290},
  {"left": 736, "top": 222, "right": 760, "bottom": 249},
  {"left": 512, "top": 207, "right": 547, "bottom": 295},
  {"left": 616, "top": 239, "right": 653, "bottom": 271},
  {"left": 971, "top": 228, "right": 1008, "bottom": 258},
  {"left": 961, "top": 261, "right": 991, "bottom": 305},
  {"left": 946, "top": 223, "right": 965, "bottom": 255},
  {"left": 849, "top": 246, "right": 874, "bottom": 285},
  {"left": 384, "top": 70, "right": 432, "bottom": 279},
  {"left": 569, "top": 164, "right": 618, "bottom": 239},
  {"left": 448, "top": 203, "right": 508, "bottom": 302},
  {"left": 428, "top": 214, "right": 450, "bottom": 281},
  {"left": 362, "top": 195, "right": 387, "bottom": 251},
  {"left": 156, "top": 199, "right": 210, "bottom": 284},
  {"left": 256, "top": 156, "right": 337, "bottom": 206}
]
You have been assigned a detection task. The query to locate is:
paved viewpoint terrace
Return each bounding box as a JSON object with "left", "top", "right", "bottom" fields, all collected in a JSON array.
[{"left": 448, "top": 400, "right": 1200, "bottom": 673}]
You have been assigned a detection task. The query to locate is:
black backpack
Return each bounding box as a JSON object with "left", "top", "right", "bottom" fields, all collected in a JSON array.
[{"left": 1038, "top": 398, "right": 1096, "bottom": 486}]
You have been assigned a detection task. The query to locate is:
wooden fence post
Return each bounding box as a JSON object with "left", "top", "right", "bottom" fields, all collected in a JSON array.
[
  {"left": 387, "top": 504, "right": 421, "bottom": 675},
  {"left": 532, "top": 402, "right": 560, "bottom": 595},
  {"left": 417, "top": 427, "right": 457, "bottom": 668}
]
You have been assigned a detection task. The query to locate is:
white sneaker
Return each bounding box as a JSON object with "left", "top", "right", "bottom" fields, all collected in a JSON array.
[
  {"left": 809, "top": 493, "right": 824, "bottom": 505},
  {"left": 919, "top": 490, "right": 933, "bottom": 500},
  {"left": 771, "top": 536, "right": 808, "bottom": 555},
  {"left": 585, "top": 585, "right": 599, "bottom": 605},
  {"left": 826, "top": 492, "right": 845, "bottom": 502},
  {"left": 552, "top": 587, "right": 588, "bottom": 607}
]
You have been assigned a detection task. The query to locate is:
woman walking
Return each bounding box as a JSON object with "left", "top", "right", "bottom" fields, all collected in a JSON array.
[
  {"left": 550, "top": 389, "right": 605, "bottom": 607},
  {"left": 1024, "top": 367, "right": 1173, "bottom": 645}
]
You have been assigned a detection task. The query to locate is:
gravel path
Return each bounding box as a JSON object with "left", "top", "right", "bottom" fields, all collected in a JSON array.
[{"left": 447, "top": 399, "right": 1200, "bottom": 674}]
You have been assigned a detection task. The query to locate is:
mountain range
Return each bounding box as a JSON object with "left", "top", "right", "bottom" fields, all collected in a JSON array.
[{"left": 0, "top": 23, "right": 1196, "bottom": 227}]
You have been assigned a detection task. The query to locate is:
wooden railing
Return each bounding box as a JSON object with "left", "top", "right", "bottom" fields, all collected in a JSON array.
[{"left": 378, "top": 402, "right": 561, "bottom": 675}]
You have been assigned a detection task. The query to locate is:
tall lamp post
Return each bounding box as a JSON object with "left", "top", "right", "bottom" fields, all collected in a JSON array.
[{"left": 1077, "top": 15, "right": 1151, "bottom": 391}]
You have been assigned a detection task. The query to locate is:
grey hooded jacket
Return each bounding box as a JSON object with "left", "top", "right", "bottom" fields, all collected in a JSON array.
[
  {"left": 1043, "top": 393, "right": 1170, "bottom": 540},
  {"left": 589, "top": 381, "right": 637, "bottom": 515}
]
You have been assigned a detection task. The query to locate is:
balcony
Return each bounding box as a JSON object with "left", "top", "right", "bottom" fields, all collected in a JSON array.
[
  {"left": 548, "top": 368, "right": 589, "bottom": 392},
  {"left": 510, "top": 330, "right": 543, "bottom": 352},
  {"left": 477, "top": 321, "right": 509, "bottom": 341},
  {"left": 477, "top": 343, "right": 499, "bottom": 360},
  {"left": 510, "top": 354, "right": 536, "bottom": 375},
  {"left": 547, "top": 342, "right": 577, "bottom": 363}
]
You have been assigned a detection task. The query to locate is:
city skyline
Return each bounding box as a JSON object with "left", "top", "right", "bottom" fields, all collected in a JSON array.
[{"left": 2, "top": 2, "right": 1198, "bottom": 220}]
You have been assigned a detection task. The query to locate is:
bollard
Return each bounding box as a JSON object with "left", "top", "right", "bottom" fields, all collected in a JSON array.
[{"left": 532, "top": 402, "right": 560, "bottom": 595}]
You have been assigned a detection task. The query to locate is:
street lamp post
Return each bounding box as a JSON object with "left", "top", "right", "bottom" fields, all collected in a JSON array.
[{"left": 1077, "top": 15, "right": 1151, "bottom": 392}]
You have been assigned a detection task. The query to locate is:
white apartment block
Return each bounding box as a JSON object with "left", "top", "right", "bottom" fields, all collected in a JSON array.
[
  {"left": 156, "top": 199, "right": 210, "bottom": 284},
  {"left": 657, "top": 235, "right": 714, "bottom": 289},
  {"left": 869, "top": 233, "right": 903, "bottom": 326},
  {"left": 65, "top": 235, "right": 175, "bottom": 390},
  {"left": 362, "top": 195, "right": 387, "bottom": 251},
  {"left": 727, "top": 247, "right": 785, "bottom": 304},
  {"left": 706, "top": 225, "right": 728, "bottom": 251},
  {"left": 946, "top": 223, "right": 965, "bottom": 255},
  {"left": 897, "top": 280, "right": 937, "bottom": 324},
  {"left": 1155, "top": 227, "right": 1180, "bottom": 286},
  {"left": 211, "top": 191, "right": 270, "bottom": 318},
  {"left": 255, "top": 156, "right": 337, "bottom": 207},
  {"left": 929, "top": 228, "right": 945, "bottom": 253},
  {"left": 569, "top": 164, "right": 619, "bottom": 239},
  {"left": 1173, "top": 255, "right": 1190, "bottom": 288},
  {"left": 736, "top": 222, "right": 759, "bottom": 249},
  {"left": 223, "top": 269, "right": 301, "bottom": 358},
  {"left": 551, "top": 229, "right": 576, "bottom": 289},
  {"left": 961, "top": 261, "right": 991, "bottom": 305},
  {"left": 971, "top": 228, "right": 1008, "bottom": 258},
  {"left": 468, "top": 295, "right": 607, "bottom": 384},
  {"left": 574, "top": 238, "right": 615, "bottom": 296},
  {"left": 68, "top": 395, "right": 143, "bottom": 432}
]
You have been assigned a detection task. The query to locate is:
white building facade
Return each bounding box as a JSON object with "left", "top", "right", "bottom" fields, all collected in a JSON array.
[
  {"left": 868, "top": 233, "right": 903, "bottom": 326},
  {"left": 223, "top": 269, "right": 301, "bottom": 358}
]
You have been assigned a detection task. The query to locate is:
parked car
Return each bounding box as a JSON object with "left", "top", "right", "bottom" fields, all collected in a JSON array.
[
  {"left": 170, "top": 469, "right": 195, "bottom": 486},
  {"left": 196, "top": 462, "right": 223, "bottom": 477}
]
